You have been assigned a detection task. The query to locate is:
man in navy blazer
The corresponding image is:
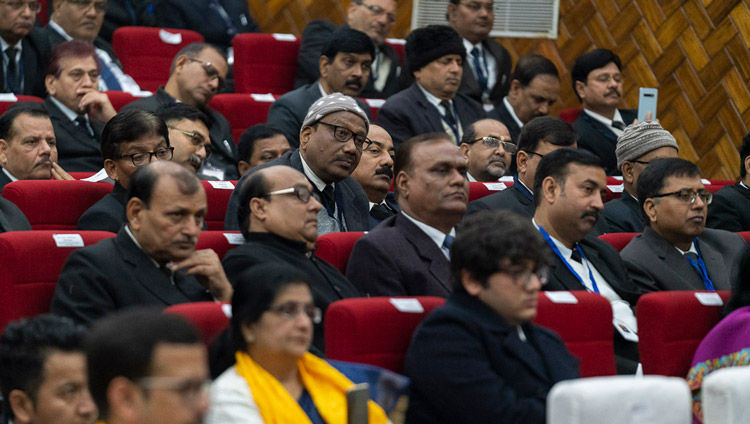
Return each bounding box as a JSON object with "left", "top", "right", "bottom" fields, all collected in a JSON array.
[
  {"left": 377, "top": 25, "right": 485, "bottom": 147},
  {"left": 346, "top": 132, "right": 468, "bottom": 297},
  {"left": 0, "top": 4, "right": 50, "bottom": 98},
  {"left": 350, "top": 124, "right": 399, "bottom": 229}
]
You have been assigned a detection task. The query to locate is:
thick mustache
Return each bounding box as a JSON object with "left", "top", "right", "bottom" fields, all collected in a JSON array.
[
  {"left": 581, "top": 209, "right": 599, "bottom": 220},
  {"left": 346, "top": 79, "right": 362, "bottom": 89},
  {"left": 34, "top": 158, "right": 52, "bottom": 168},
  {"left": 607, "top": 89, "right": 621, "bottom": 97},
  {"left": 375, "top": 167, "right": 393, "bottom": 179}
]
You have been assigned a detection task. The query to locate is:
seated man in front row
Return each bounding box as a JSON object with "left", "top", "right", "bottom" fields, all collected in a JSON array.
[
  {"left": 621, "top": 158, "right": 745, "bottom": 292},
  {"left": 404, "top": 212, "right": 580, "bottom": 424},
  {"left": 52, "top": 161, "right": 232, "bottom": 325}
]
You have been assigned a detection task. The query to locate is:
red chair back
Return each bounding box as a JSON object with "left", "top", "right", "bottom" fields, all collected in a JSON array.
[
  {"left": 0, "top": 230, "right": 116, "bottom": 331},
  {"left": 164, "top": 302, "right": 230, "bottom": 346},
  {"left": 325, "top": 296, "right": 446, "bottom": 373},
  {"left": 195, "top": 231, "right": 243, "bottom": 260},
  {"left": 533, "top": 291, "right": 617, "bottom": 377},
  {"left": 200, "top": 181, "right": 236, "bottom": 230},
  {"left": 738, "top": 231, "right": 750, "bottom": 243},
  {"left": 559, "top": 108, "right": 582, "bottom": 124},
  {"left": 468, "top": 181, "right": 512, "bottom": 202},
  {"left": 637, "top": 290, "right": 731, "bottom": 376},
  {"left": 384, "top": 39, "right": 406, "bottom": 62},
  {"left": 597, "top": 232, "right": 639, "bottom": 252},
  {"left": 2, "top": 180, "right": 113, "bottom": 230},
  {"left": 104, "top": 90, "right": 142, "bottom": 111},
  {"left": 314, "top": 231, "right": 366, "bottom": 274},
  {"left": 233, "top": 33, "right": 300, "bottom": 94},
  {"left": 207, "top": 94, "right": 277, "bottom": 142},
  {"left": 0, "top": 95, "right": 43, "bottom": 115},
  {"left": 112, "top": 27, "right": 205, "bottom": 92}
]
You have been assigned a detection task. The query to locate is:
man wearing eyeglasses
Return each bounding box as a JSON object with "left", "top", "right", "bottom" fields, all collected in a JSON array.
[
  {"left": 621, "top": 157, "right": 745, "bottom": 292},
  {"left": 350, "top": 124, "right": 398, "bottom": 228},
  {"left": 571, "top": 49, "right": 635, "bottom": 176},
  {"left": 156, "top": 103, "right": 211, "bottom": 177},
  {"left": 295, "top": 0, "right": 400, "bottom": 99},
  {"left": 459, "top": 118, "right": 513, "bottom": 182},
  {"left": 54, "top": 160, "right": 233, "bottom": 325},
  {"left": 0, "top": 0, "right": 50, "bottom": 97},
  {"left": 45, "top": 0, "right": 141, "bottom": 94}
]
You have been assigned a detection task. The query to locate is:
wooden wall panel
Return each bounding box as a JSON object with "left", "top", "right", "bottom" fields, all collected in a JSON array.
[{"left": 248, "top": 0, "right": 750, "bottom": 179}]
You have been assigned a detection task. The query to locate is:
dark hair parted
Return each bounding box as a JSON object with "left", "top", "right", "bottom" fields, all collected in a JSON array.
[
  {"left": 100, "top": 109, "right": 169, "bottom": 160},
  {"left": 740, "top": 132, "right": 750, "bottom": 179},
  {"left": 451, "top": 211, "right": 550, "bottom": 294},
  {"left": 156, "top": 103, "right": 209, "bottom": 128},
  {"left": 532, "top": 148, "right": 604, "bottom": 206},
  {"left": 46, "top": 40, "right": 100, "bottom": 78},
  {"left": 321, "top": 27, "right": 375, "bottom": 62},
  {"left": 238, "top": 124, "right": 286, "bottom": 163},
  {"left": 0, "top": 102, "right": 49, "bottom": 140},
  {"left": 393, "top": 132, "right": 454, "bottom": 198},
  {"left": 86, "top": 308, "right": 201, "bottom": 417},
  {"left": 127, "top": 161, "right": 202, "bottom": 208},
  {"left": 0, "top": 315, "right": 86, "bottom": 419},
  {"left": 511, "top": 54, "right": 559, "bottom": 87},
  {"left": 571, "top": 48, "right": 622, "bottom": 102},
  {"left": 517, "top": 116, "right": 577, "bottom": 154},
  {"left": 636, "top": 158, "right": 701, "bottom": 224},
  {"left": 236, "top": 171, "right": 271, "bottom": 239}
]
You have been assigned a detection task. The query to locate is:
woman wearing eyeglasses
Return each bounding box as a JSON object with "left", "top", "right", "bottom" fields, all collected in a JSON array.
[{"left": 205, "top": 264, "right": 387, "bottom": 424}]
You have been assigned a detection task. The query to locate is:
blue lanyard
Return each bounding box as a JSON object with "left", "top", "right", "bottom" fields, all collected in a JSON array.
[
  {"left": 538, "top": 225, "right": 599, "bottom": 293},
  {"left": 438, "top": 103, "right": 460, "bottom": 143},
  {"left": 686, "top": 240, "right": 715, "bottom": 291}
]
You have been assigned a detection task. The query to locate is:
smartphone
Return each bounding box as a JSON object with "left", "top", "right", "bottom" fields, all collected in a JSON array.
[
  {"left": 638, "top": 88, "right": 658, "bottom": 122},
  {"left": 346, "top": 383, "right": 370, "bottom": 424}
]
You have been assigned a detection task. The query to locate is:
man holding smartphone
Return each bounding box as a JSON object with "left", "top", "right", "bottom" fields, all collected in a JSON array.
[{"left": 571, "top": 48, "right": 635, "bottom": 176}]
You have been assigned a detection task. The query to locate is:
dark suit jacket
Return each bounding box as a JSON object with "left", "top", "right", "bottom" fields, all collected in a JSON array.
[
  {"left": 459, "top": 38, "right": 512, "bottom": 105},
  {"left": 621, "top": 226, "right": 745, "bottom": 292},
  {"left": 707, "top": 183, "right": 750, "bottom": 232},
  {"left": 45, "top": 97, "right": 105, "bottom": 172},
  {"left": 346, "top": 213, "right": 452, "bottom": 297},
  {"left": 224, "top": 150, "right": 369, "bottom": 232},
  {"left": 266, "top": 83, "right": 372, "bottom": 149},
  {"left": 100, "top": 0, "right": 156, "bottom": 43},
  {"left": 51, "top": 228, "right": 214, "bottom": 325},
  {"left": 0, "top": 170, "right": 12, "bottom": 194},
  {"left": 77, "top": 182, "right": 127, "bottom": 232},
  {"left": 368, "top": 192, "right": 399, "bottom": 230},
  {"left": 0, "top": 28, "right": 50, "bottom": 97},
  {"left": 465, "top": 183, "right": 534, "bottom": 219},
  {"left": 376, "top": 83, "right": 486, "bottom": 147},
  {"left": 601, "top": 191, "right": 644, "bottom": 233},
  {"left": 404, "top": 291, "right": 580, "bottom": 424},
  {"left": 222, "top": 232, "right": 360, "bottom": 354},
  {"left": 0, "top": 197, "right": 31, "bottom": 232},
  {"left": 124, "top": 87, "right": 239, "bottom": 179},
  {"left": 488, "top": 100, "right": 521, "bottom": 143},
  {"left": 44, "top": 25, "right": 122, "bottom": 69},
  {"left": 294, "top": 20, "right": 400, "bottom": 99},
  {"left": 573, "top": 109, "right": 636, "bottom": 176}
]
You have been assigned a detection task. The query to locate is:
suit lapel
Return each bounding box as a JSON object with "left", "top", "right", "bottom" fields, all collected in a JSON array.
[
  {"left": 643, "top": 227, "right": 705, "bottom": 290},
  {"left": 410, "top": 84, "right": 444, "bottom": 133},
  {"left": 398, "top": 215, "right": 451, "bottom": 293},
  {"left": 500, "top": 325, "right": 551, "bottom": 383},
  {"left": 696, "top": 237, "right": 729, "bottom": 290}
]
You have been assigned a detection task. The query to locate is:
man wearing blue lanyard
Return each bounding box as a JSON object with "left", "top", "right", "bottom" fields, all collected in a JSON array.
[
  {"left": 622, "top": 158, "right": 745, "bottom": 292},
  {"left": 532, "top": 148, "right": 644, "bottom": 374}
]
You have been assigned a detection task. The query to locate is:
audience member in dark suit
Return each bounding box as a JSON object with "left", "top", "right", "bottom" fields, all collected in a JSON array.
[
  {"left": 571, "top": 48, "right": 636, "bottom": 175},
  {"left": 78, "top": 108, "right": 172, "bottom": 232},
  {"left": 489, "top": 54, "right": 560, "bottom": 144},
  {"left": 225, "top": 93, "right": 371, "bottom": 234},
  {"left": 100, "top": 0, "right": 156, "bottom": 43},
  {"left": 350, "top": 124, "right": 399, "bottom": 228},
  {"left": 0, "top": 2, "right": 50, "bottom": 98},
  {"left": 45, "top": 0, "right": 141, "bottom": 93},
  {"left": 378, "top": 25, "right": 485, "bottom": 147},
  {"left": 347, "top": 133, "right": 468, "bottom": 297},
  {"left": 460, "top": 118, "right": 513, "bottom": 182},
  {"left": 224, "top": 165, "right": 361, "bottom": 355},
  {"left": 404, "top": 212, "right": 580, "bottom": 424},
  {"left": 0, "top": 102, "right": 73, "bottom": 193},
  {"left": 533, "top": 149, "right": 643, "bottom": 373},
  {"left": 622, "top": 158, "right": 745, "bottom": 292},
  {"left": 601, "top": 120, "right": 679, "bottom": 233},
  {"left": 295, "top": 0, "right": 399, "bottom": 99},
  {"left": 0, "top": 197, "right": 30, "bottom": 232},
  {"left": 466, "top": 116, "right": 577, "bottom": 219},
  {"left": 447, "top": 0, "right": 512, "bottom": 107},
  {"left": 236, "top": 124, "right": 291, "bottom": 176},
  {"left": 123, "top": 43, "right": 238, "bottom": 179},
  {"left": 268, "top": 27, "right": 374, "bottom": 149},
  {"left": 52, "top": 161, "right": 233, "bottom": 325},
  {"left": 156, "top": 103, "right": 215, "bottom": 179},
  {"left": 708, "top": 132, "right": 750, "bottom": 231}
]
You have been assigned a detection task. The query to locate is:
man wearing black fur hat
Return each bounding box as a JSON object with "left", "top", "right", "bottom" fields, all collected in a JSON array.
[
  {"left": 571, "top": 48, "right": 635, "bottom": 176},
  {"left": 377, "top": 25, "right": 485, "bottom": 147}
]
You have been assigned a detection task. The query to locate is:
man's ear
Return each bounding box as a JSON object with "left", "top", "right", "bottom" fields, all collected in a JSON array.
[
  {"left": 103, "top": 159, "right": 119, "bottom": 181},
  {"left": 107, "top": 377, "right": 143, "bottom": 423},
  {"left": 249, "top": 197, "right": 267, "bottom": 222},
  {"left": 237, "top": 161, "right": 251, "bottom": 176},
  {"left": 574, "top": 80, "right": 587, "bottom": 102},
  {"left": 319, "top": 55, "right": 330, "bottom": 79},
  {"left": 643, "top": 198, "right": 658, "bottom": 225},
  {"left": 8, "top": 389, "right": 34, "bottom": 424},
  {"left": 173, "top": 55, "right": 189, "bottom": 74},
  {"left": 461, "top": 269, "right": 483, "bottom": 296},
  {"left": 516, "top": 150, "right": 529, "bottom": 175},
  {"left": 45, "top": 74, "right": 57, "bottom": 95},
  {"left": 446, "top": 3, "right": 457, "bottom": 24},
  {"left": 126, "top": 197, "right": 146, "bottom": 230},
  {"left": 459, "top": 143, "right": 471, "bottom": 161},
  {"left": 394, "top": 171, "right": 409, "bottom": 199},
  {"left": 508, "top": 79, "right": 522, "bottom": 100},
  {"left": 744, "top": 156, "right": 750, "bottom": 179},
  {"left": 299, "top": 126, "right": 313, "bottom": 153},
  {"left": 621, "top": 162, "right": 635, "bottom": 185},
  {"left": 0, "top": 139, "right": 9, "bottom": 166},
  {"left": 541, "top": 176, "right": 559, "bottom": 204}
]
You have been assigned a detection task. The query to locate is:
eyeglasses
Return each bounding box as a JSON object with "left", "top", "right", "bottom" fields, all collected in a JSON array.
[
  {"left": 0, "top": 0, "right": 41, "bottom": 12},
  {"left": 631, "top": 160, "right": 651, "bottom": 166},
  {"left": 354, "top": 0, "right": 396, "bottom": 23},
  {"left": 138, "top": 377, "right": 210, "bottom": 404},
  {"left": 460, "top": 1, "right": 494, "bottom": 13},
  {"left": 316, "top": 121, "right": 372, "bottom": 152},
  {"left": 470, "top": 136, "right": 517, "bottom": 153},
  {"left": 650, "top": 188, "right": 713, "bottom": 205},
  {"left": 169, "top": 127, "right": 209, "bottom": 150},
  {"left": 504, "top": 267, "right": 549, "bottom": 289},
  {"left": 120, "top": 146, "right": 174, "bottom": 166},
  {"left": 268, "top": 301, "right": 322, "bottom": 324},
  {"left": 66, "top": 0, "right": 107, "bottom": 13},
  {"left": 186, "top": 57, "right": 225, "bottom": 92},
  {"left": 264, "top": 184, "right": 321, "bottom": 204},
  {"left": 524, "top": 150, "right": 545, "bottom": 159},
  {"left": 589, "top": 73, "right": 623, "bottom": 84}
]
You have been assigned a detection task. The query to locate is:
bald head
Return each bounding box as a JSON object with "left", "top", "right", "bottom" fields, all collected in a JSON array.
[{"left": 351, "top": 124, "right": 395, "bottom": 203}]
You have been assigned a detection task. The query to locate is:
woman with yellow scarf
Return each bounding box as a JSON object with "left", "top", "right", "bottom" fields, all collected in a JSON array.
[{"left": 205, "top": 264, "right": 387, "bottom": 424}]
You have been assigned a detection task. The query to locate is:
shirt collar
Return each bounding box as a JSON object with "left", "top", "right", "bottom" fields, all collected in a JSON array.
[
  {"left": 503, "top": 96, "right": 524, "bottom": 129},
  {"left": 674, "top": 240, "right": 698, "bottom": 256},
  {"left": 48, "top": 20, "right": 74, "bottom": 41},
  {"left": 299, "top": 152, "right": 333, "bottom": 193},
  {"left": 0, "top": 37, "right": 22, "bottom": 52},
  {"left": 401, "top": 211, "right": 456, "bottom": 249},
  {"left": 416, "top": 82, "right": 446, "bottom": 109},
  {"left": 124, "top": 224, "right": 162, "bottom": 268},
  {"left": 2, "top": 167, "right": 18, "bottom": 182},
  {"left": 48, "top": 95, "right": 85, "bottom": 123},
  {"left": 317, "top": 81, "right": 329, "bottom": 97},
  {"left": 463, "top": 38, "right": 481, "bottom": 55},
  {"left": 583, "top": 108, "right": 625, "bottom": 129}
]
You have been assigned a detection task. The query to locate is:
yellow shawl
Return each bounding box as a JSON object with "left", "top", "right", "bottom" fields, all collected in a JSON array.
[{"left": 234, "top": 351, "right": 387, "bottom": 424}]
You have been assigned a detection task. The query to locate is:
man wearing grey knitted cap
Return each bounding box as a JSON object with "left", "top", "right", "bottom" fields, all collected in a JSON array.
[
  {"left": 223, "top": 92, "right": 371, "bottom": 234},
  {"left": 600, "top": 121, "right": 678, "bottom": 233}
]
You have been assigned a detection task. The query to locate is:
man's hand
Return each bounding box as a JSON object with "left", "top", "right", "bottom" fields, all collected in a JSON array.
[
  {"left": 78, "top": 91, "right": 117, "bottom": 122},
  {"left": 51, "top": 162, "right": 74, "bottom": 180},
  {"left": 170, "top": 249, "right": 233, "bottom": 302}
]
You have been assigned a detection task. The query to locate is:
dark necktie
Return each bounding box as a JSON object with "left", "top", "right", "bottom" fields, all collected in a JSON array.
[
  {"left": 76, "top": 116, "right": 95, "bottom": 138},
  {"left": 684, "top": 252, "right": 703, "bottom": 279},
  {"left": 321, "top": 185, "right": 335, "bottom": 216},
  {"left": 98, "top": 57, "right": 123, "bottom": 91},
  {"left": 570, "top": 247, "right": 582, "bottom": 263},
  {"left": 5, "top": 47, "right": 18, "bottom": 94},
  {"left": 440, "top": 100, "right": 456, "bottom": 126},
  {"left": 443, "top": 234, "right": 454, "bottom": 250},
  {"left": 471, "top": 46, "right": 488, "bottom": 93},
  {"left": 370, "top": 203, "right": 394, "bottom": 221},
  {"left": 612, "top": 121, "right": 626, "bottom": 131}
]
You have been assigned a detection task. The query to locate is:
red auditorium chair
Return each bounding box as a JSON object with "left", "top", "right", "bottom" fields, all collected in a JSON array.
[
  {"left": 112, "top": 27, "right": 205, "bottom": 92},
  {"left": 164, "top": 302, "right": 230, "bottom": 346},
  {"left": 468, "top": 180, "right": 512, "bottom": 202},
  {"left": 363, "top": 98, "right": 384, "bottom": 121},
  {"left": 0, "top": 230, "right": 115, "bottom": 331},
  {"left": 533, "top": 291, "right": 617, "bottom": 377},
  {"left": 195, "top": 231, "right": 243, "bottom": 260},
  {"left": 233, "top": 33, "right": 300, "bottom": 94},
  {"left": 559, "top": 108, "right": 582, "bottom": 124},
  {"left": 0, "top": 95, "right": 43, "bottom": 115},
  {"left": 315, "top": 231, "right": 366, "bottom": 274},
  {"left": 738, "top": 231, "right": 750, "bottom": 243},
  {"left": 67, "top": 172, "right": 96, "bottom": 180},
  {"left": 38, "top": 0, "right": 50, "bottom": 26},
  {"left": 384, "top": 39, "right": 406, "bottom": 62},
  {"left": 104, "top": 90, "right": 142, "bottom": 111},
  {"left": 637, "top": 290, "right": 731, "bottom": 377},
  {"left": 201, "top": 180, "right": 236, "bottom": 230},
  {"left": 325, "top": 296, "right": 446, "bottom": 373},
  {"left": 207, "top": 94, "right": 277, "bottom": 142},
  {"left": 598, "top": 232, "right": 639, "bottom": 252},
  {"left": 2, "top": 180, "right": 113, "bottom": 230}
]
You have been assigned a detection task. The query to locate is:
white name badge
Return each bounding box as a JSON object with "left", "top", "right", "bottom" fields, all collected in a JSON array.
[{"left": 53, "top": 234, "right": 84, "bottom": 248}]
